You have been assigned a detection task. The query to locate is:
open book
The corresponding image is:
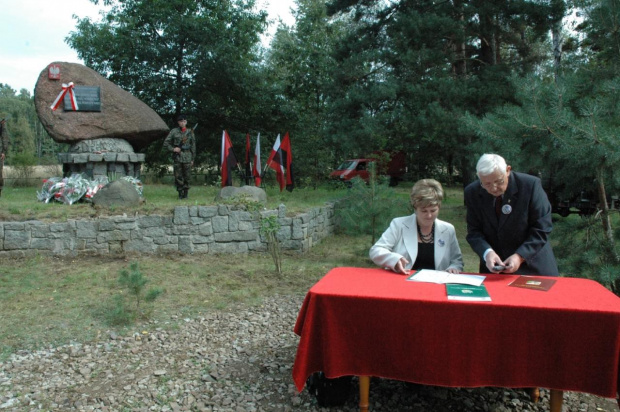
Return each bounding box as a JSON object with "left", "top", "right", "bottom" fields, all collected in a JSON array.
[{"left": 407, "top": 269, "right": 486, "bottom": 286}]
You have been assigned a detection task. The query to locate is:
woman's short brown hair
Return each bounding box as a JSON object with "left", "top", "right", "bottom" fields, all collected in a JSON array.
[{"left": 410, "top": 179, "right": 444, "bottom": 210}]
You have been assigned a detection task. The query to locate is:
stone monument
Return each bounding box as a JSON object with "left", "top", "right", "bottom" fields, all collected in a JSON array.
[
  {"left": 34, "top": 62, "right": 169, "bottom": 180},
  {"left": 216, "top": 185, "right": 267, "bottom": 204},
  {"left": 92, "top": 179, "right": 144, "bottom": 208}
]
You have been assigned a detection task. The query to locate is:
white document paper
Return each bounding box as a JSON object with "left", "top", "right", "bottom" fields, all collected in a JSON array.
[{"left": 407, "top": 269, "right": 486, "bottom": 286}]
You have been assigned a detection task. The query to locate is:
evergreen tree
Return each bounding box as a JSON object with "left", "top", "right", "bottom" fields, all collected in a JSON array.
[
  {"left": 325, "top": 0, "right": 564, "bottom": 185},
  {"left": 335, "top": 164, "right": 407, "bottom": 245},
  {"left": 0, "top": 84, "right": 61, "bottom": 165},
  {"left": 67, "top": 0, "right": 269, "bottom": 165},
  {"left": 264, "top": 0, "right": 346, "bottom": 185},
  {"left": 465, "top": 0, "right": 620, "bottom": 288},
  {"left": 11, "top": 116, "right": 36, "bottom": 161}
]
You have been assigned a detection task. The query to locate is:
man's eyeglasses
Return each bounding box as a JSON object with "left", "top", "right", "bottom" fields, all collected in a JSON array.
[{"left": 480, "top": 178, "right": 505, "bottom": 189}]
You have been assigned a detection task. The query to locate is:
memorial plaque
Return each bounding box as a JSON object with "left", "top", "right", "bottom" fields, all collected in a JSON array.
[{"left": 63, "top": 86, "right": 102, "bottom": 112}]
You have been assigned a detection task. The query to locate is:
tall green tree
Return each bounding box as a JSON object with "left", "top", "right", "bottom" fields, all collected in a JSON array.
[
  {"left": 0, "top": 84, "right": 61, "bottom": 165},
  {"left": 469, "top": 0, "right": 620, "bottom": 236},
  {"left": 465, "top": 0, "right": 620, "bottom": 289},
  {"left": 264, "top": 0, "right": 346, "bottom": 185},
  {"left": 325, "top": 0, "right": 564, "bottom": 185},
  {"left": 67, "top": 0, "right": 268, "bottom": 165}
]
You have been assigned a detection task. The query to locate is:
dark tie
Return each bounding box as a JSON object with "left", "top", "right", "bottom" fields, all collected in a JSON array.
[{"left": 495, "top": 196, "right": 502, "bottom": 218}]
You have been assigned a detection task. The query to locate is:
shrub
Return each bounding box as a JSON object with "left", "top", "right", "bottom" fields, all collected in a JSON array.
[
  {"left": 554, "top": 214, "right": 620, "bottom": 296},
  {"left": 335, "top": 164, "right": 406, "bottom": 245},
  {"left": 260, "top": 215, "right": 282, "bottom": 276},
  {"left": 103, "top": 262, "right": 164, "bottom": 326},
  {"left": 9, "top": 153, "right": 38, "bottom": 187}
]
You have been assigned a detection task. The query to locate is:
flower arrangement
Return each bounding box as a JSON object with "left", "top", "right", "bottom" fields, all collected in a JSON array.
[
  {"left": 121, "top": 176, "right": 143, "bottom": 196},
  {"left": 37, "top": 174, "right": 143, "bottom": 205}
]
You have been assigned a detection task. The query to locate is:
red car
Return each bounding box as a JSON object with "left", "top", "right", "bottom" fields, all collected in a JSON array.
[{"left": 329, "top": 151, "right": 406, "bottom": 186}]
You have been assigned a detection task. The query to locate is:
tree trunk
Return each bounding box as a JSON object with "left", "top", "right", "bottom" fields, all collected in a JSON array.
[
  {"left": 460, "top": 140, "right": 476, "bottom": 190},
  {"left": 596, "top": 166, "right": 615, "bottom": 248},
  {"left": 551, "top": 20, "right": 563, "bottom": 80},
  {"left": 480, "top": 15, "right": 497, "bottom": 66},
  {"left": 452, "top": 0, "right": 467, "bottom": 77}
]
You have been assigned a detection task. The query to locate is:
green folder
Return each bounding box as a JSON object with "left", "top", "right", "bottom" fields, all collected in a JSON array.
[{"left": 446, "top": 283, "right": 492, "bottom": 301}]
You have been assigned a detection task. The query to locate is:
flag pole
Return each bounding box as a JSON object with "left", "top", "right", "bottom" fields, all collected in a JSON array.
[
  {"left": 262, "top": 159, "right": 274, "bottom": 177},
  {"left": 230, "top": 146, "right": 242, "bottom": 173}
]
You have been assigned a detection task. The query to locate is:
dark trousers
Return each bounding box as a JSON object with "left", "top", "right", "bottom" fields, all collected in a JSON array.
[{"left": 173, "top": 162, "right": 191, "bottom": 191}]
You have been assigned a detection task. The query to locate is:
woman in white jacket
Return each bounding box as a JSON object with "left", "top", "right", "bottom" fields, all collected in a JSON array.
[{"left": 370, "top": 179, "right": 464, "bottom": 275}]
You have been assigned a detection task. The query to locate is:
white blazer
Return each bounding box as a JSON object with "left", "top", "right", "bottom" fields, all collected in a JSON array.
[{"left": 369, "top": 214, "right": 464, "bottom": 272}]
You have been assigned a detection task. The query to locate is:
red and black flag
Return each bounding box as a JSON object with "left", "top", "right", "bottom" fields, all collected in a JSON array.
[
  {"left": 221, "top": 130, "right": 238, "bottom": 187},
  {"left": 280, "top": 132, "right": 295, "bottom": 192}
]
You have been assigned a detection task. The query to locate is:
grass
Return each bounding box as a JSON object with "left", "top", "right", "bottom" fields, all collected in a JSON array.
[
  {"left": 0, "top": 235, "right": 380, "bottom": 359},
  {"left": 0, "top": 183, "right": 347, "bottom": 222},
  {"left": 0, "top": 182, "right": 478, "bottom": 359}
]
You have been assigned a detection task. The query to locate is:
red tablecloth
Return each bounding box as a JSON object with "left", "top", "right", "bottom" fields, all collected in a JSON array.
[{"left": 292, "top": 267, "right": 620, "bottom": 398}]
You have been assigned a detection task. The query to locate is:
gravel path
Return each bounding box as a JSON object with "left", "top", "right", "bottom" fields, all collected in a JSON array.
[{"left": 0, "top": 295, "right": 618, "bottom": 411}]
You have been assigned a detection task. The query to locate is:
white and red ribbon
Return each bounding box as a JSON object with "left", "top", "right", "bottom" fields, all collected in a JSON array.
[{"left": 50, "top": 82, "right": 79, "bottom": 111}]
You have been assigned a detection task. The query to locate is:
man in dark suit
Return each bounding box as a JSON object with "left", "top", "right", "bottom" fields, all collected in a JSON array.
[{"left": 464, "top": 154, "right": 559, "bottom": 276}]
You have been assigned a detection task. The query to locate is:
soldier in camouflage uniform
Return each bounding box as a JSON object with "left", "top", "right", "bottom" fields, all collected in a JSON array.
[
  {"left": 0, "top": 118, "right": 9, "bottom": 198},
  {"left": 164, "top": 114, "right": 196, "bottom": 199}
]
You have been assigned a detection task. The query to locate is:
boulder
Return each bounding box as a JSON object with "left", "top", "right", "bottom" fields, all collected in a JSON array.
[
  {"left": 216, "top": 186, "right": 267, "bottom": 204},
  {"left": 34, "top": 62, "right": 169, "bottom": 151},
  {"left": 70, "top": 138, "right": 135, "bottom": 153},
  {"left": 92, "top": 179, "right": 144, "bottom": 208}
]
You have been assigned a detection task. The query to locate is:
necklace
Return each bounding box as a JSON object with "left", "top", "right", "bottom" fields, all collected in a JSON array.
[{"left": 417, "top": 222, "right": 435, "bottom": 244}]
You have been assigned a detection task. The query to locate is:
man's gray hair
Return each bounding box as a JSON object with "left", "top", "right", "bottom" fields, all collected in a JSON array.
[{"left": 476, "top": 154, "right": 507, "bottom": 177}]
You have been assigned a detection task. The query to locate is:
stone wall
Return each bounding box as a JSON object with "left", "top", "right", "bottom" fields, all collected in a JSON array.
[{"left": 0, "top": 203, "right": 335, "bottom": 257}]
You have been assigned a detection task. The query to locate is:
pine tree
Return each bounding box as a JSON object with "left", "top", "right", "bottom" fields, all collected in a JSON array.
[
  {"left": 464, "top": 0, "right": 620, "bottom": 290},
  {"left": 335, "top": 163, "right": 407, "bottom": 245},
  {"left": 325, "top": 0, "right": 562, "bottom": 185}
]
